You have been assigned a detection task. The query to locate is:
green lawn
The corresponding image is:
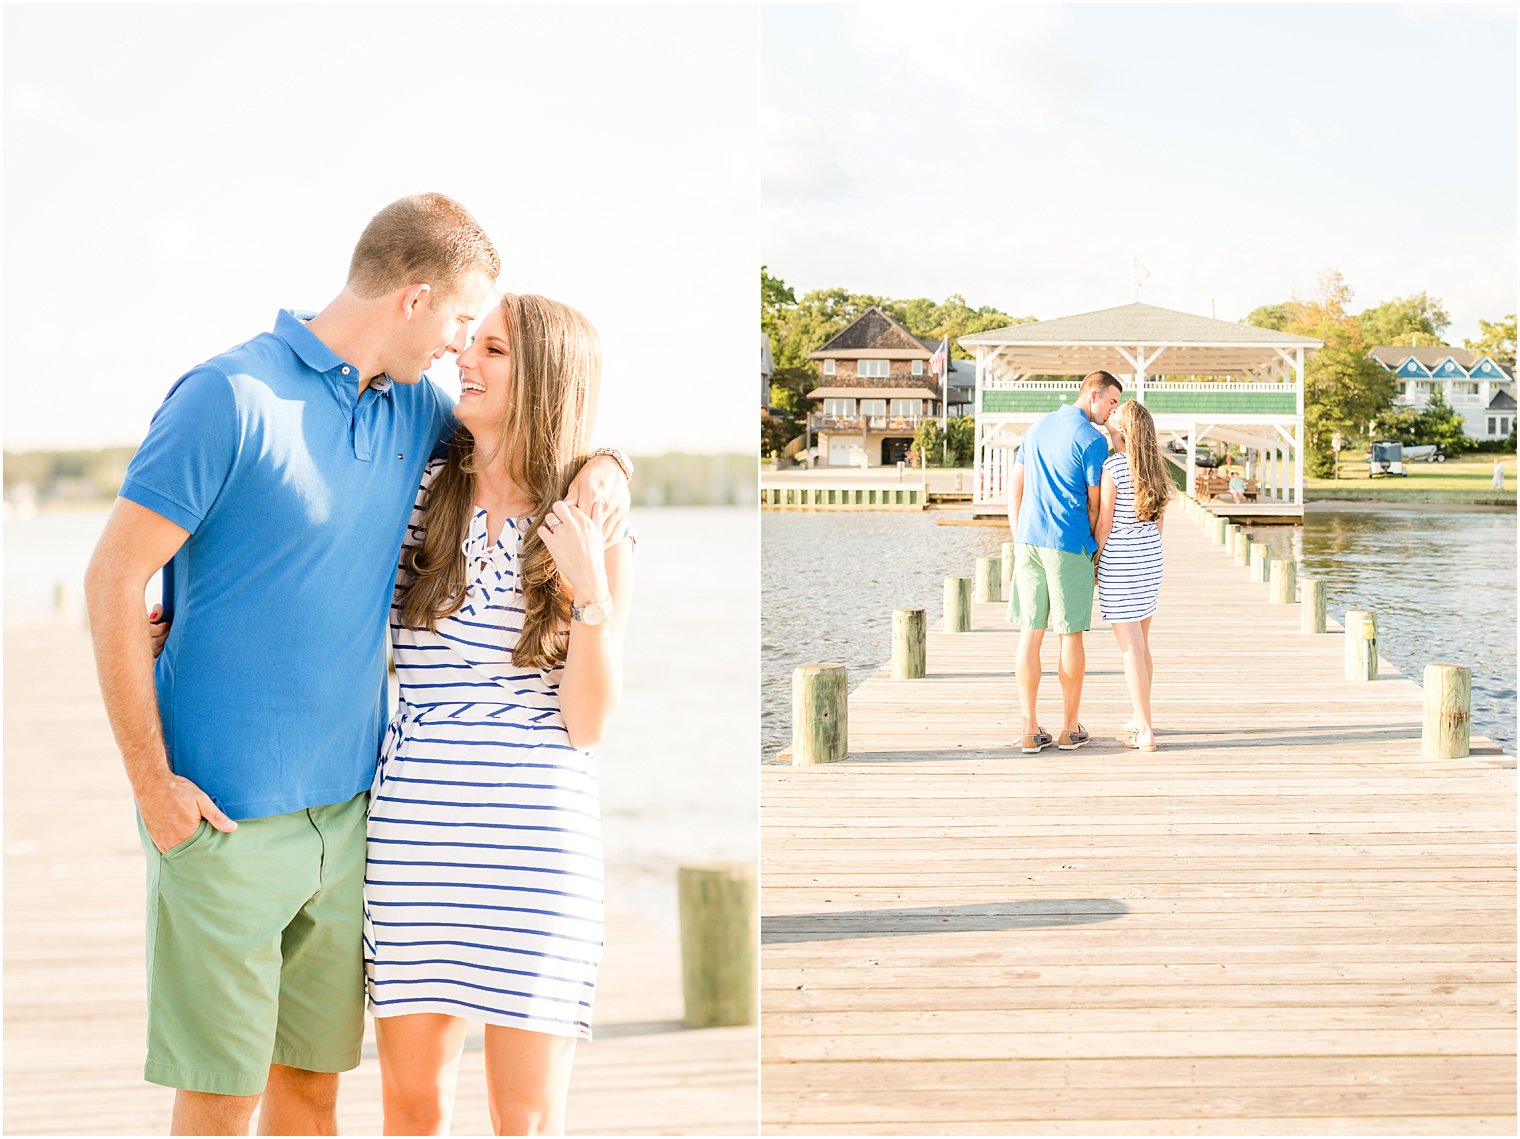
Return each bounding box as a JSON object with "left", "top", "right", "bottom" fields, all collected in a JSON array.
[{"left": 1307, "top": 454, "right": 1516, "bottom": 491}]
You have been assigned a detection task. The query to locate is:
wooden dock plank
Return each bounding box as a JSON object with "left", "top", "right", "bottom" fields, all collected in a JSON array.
[
  {"left": 3, "top": 626, "right": 756, "bottom": 1136},
  {"left": 761, "top": 501, "right": 1516, "bottom": 1135}
]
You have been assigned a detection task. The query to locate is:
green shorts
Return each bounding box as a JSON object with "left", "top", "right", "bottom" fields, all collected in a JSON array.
[
  {"left": 1006, "top": 543, "right": 1095, "bottom": 634},
  {"left": 137, "top": 791, "right": 368, "bottom": 1096}
]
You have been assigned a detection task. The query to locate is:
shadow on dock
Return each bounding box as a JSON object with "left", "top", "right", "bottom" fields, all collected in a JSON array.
[{"left": 763, "top": 900, "right": 1129, "bottom": 943}]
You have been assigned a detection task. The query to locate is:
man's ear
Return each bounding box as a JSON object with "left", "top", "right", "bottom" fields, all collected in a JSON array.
[{"left": 400, "top": 283, "right": 432, "bottom": 321}]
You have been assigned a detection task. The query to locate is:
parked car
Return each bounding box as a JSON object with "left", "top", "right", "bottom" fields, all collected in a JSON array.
[{"left": 1165, "top": 439, "right": 1221, "bottom": 466}]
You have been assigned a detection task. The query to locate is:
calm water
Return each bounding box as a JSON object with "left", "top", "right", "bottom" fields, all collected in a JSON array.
[
  {"left": 4, "top": 505, "right": 759, "bottom": 931},
  {"left": 762, "top": 507, "right": 1516, "bottom": 760}
]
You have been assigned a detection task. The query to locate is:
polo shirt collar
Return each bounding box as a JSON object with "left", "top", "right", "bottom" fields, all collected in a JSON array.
[{"left": 272, "top": 309, "right": 393, "bottom": 399}]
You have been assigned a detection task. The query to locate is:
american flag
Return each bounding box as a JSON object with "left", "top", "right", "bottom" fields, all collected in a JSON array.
[{"left": 929, "top": 336, "right": 948, "bottom": 382}]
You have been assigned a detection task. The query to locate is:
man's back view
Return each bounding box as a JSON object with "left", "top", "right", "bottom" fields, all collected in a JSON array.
[{"left": 1006, "top": 371, "right": 1123, "bottom": 754}]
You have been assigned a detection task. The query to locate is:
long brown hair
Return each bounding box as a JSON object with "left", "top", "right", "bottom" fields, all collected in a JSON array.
[
  {"left": 398, "top": 294, "right": 602, "bottom": 669},
  {"left": 1113, "top": 400, "right": 1175, "bottom": 523}
]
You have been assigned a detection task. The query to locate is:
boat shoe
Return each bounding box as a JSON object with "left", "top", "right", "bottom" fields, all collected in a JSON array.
[
  {"left": 1019, "top": 729, "right": 1054, "bottom": 754},
  {"left": 1057, "top": 724, "right": 1090, "bottom": 750}
]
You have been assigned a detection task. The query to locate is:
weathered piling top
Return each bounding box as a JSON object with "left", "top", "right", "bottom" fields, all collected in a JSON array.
[
  {"left": 2, "top": 625, "right": 756, "bottom": 1136},
  {"left": 762, "top": 503, "right": 1515, "bottom": 1135}
]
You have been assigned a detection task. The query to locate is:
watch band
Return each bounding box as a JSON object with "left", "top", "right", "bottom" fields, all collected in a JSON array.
[{"left": 588, "top": 447, "right": 635, "bottom": 480}]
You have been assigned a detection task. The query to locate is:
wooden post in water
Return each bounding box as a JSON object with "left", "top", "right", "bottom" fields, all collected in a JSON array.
[
  {"left": 1300, "top": 578, "right": 1327, "bottom": 633},
  {"left": 975, "top": 557, "right": 1001, "bottom": 603},
  {"left": 1234, "top": 532, "right": 1252, "bottom": 568},
  {"left": 1344, "top": 610, "right": 1378, "bottom": 682},
  {"left": 677, "top": 862, "right": 757, "bottom": 1028},
  {"left": 1000, "top": 542, "right": 1016, "bottom": 597},
  {"left": 1250, "top": 544, "right": 1270, "bottom": 583},
  {"left": 1224, "top": 523, "right": 1240, "bottom": 554},
  {"left": 891, "top": 608, "right": 926, "bottom": 680},
  {"left": 1269, "top": 558, "right": 1296, "bottom": 604},
  {"left": 791, "top": 663, "right": 847, "bottom": 765},
  {"left": 1422, "top": 663, "right": 1471, "bottom": 759},
  {"left": 944, "top": 577, "right": 971, "bottom": 633}
]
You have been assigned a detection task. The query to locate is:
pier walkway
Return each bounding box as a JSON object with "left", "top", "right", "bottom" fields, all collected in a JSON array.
[
  {"left": 762, "top": 503, "right": 1515, "bottom": 1134},
  {"left": 3, "top": 625, "right": 756, "bottom": 1136}
]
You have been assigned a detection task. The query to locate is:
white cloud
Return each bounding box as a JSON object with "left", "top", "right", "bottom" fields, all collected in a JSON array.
[
  {"left": 761, "top": 105, "right": 858, "bottom": 204},
  {"left": 843, "top": 3, "right": 1076, "bottom": 123}
]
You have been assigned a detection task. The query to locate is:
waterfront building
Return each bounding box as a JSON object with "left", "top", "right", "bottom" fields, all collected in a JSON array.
[
  {"left": 962, "top": 302, "right": 1321, "bottom": 519},
  {"left": 1370, "top": 346, "right": 1515, "bottom": 441},
  {"left": 804, "top": 307, "right": 970, "bottom": 467}
]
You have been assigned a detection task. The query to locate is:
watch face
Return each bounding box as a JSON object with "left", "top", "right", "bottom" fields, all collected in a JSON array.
[{"left": 577, "top": 599, "right": 611, "bottom": 626}]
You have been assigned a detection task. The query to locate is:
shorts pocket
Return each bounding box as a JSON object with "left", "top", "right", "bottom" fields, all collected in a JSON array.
[{"left": 160, "top": 819, "right": 210, "bottom": 859}]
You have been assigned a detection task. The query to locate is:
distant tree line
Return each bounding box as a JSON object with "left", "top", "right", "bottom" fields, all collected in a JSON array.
[{"left": 4, "top": 448, "right": 752, "bottom": 508}]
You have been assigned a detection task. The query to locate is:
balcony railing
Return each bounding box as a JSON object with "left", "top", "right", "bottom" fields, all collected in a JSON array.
[{"left": 808, "top": 413, "right": 929, "bottom": 432}]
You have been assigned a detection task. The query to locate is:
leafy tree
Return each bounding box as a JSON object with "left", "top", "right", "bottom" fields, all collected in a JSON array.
[
  {"left": 1356, "top": 292, "right": 1450, "bottom": 348},
  {"left": 909, "top": 418, "right": 945, "bottom": 467},
  {"left": 1465, "top": 314, "right": 1516, "bottom": 371},
  {"left": 1246, "top": 270, "right": 1396, "bottom": 476},
  {"left": 1413, "top": 388, "right": 1474, "bottom": 456},
  {"left": 760, "top": 411, "right": 800, "bottom": 459},
  {"left": 947, "top": 415, "right": 976, "bottom": 466},
  {"left": 1370, "top": 404, "right": 1424, "bottom": 447}
]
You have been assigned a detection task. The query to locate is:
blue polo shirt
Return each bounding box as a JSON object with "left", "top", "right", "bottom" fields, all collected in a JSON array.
[
  {"left": 1013, "top": 403, "right": 1109, "bottom": 555},
  {"left": 119, "top": 310, "right": 456, "bottom": 820}
]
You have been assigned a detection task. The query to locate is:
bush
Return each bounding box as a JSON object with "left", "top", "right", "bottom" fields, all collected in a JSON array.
[{"left": 761, "top": 411, "right": 800, "bottom": 458}]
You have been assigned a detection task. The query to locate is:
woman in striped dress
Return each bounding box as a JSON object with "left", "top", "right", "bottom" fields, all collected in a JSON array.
[
  {"left": 365, "top": 294, "right": 633, "bottom": 1135},
  {"left": 1094, "top": 400, "right": 1173, "bottom": 752}
]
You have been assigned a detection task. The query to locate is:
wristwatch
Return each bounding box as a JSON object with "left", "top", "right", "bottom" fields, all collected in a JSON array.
[
  {"left": 571, "top": 594, "right": 613, "bottom": 626},
  {"left": 588, "top": 447, "right": 635, "bottom": 480}
]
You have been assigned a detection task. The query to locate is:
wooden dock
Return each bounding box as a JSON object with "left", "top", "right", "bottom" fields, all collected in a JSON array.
[
  {"left": 762, "top": 502, "right": 1515, "bottom": 1134},
  {"left": 3, "top": 625, "right": 756, "bottom": 1136}
]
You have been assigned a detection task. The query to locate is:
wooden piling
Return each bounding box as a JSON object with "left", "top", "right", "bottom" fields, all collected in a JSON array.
[
  {"left": 1250, "top": 544, "right": 1270, "bottom": 583},
  {"left": 890, "top": 608, "right": 926, "bottom": 680},
  {"left": 1224, "top": 523, "right": 1241, "bottom": 554},
  {"left": 1344, "top": 609, "right": 1379, "bottom": 682},
  {"left": 1422, "top": 663, "right": 1472, "bottom": 759},
  {"left": 1301, "top": 578, "right": 1327, "bottom": 633},
  {"left": 1234, "top": 532, "right": 1252, "bottom": 568},
  {"left": 1269, "top": 558, "right": 1296, "bottom": 604},
  {"left": 943, "top": 577, "right": 971, "bottom": 633},
  {"left": 677, "top": 862, "right": 758, "bottom": 1028},
  {"left": 975, "top": 556, "right": 1001, "bottom": 604},
  {"left": 791, "top": 663, "right": 848, "bottom": 765},
  {"left": 1000, "top": 542, "right": 1015, "bottom": 597}
]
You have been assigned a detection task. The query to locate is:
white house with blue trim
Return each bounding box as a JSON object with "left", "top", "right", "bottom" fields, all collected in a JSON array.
[{"left": 1371, "top": 346, "right": 1515, "bottom": 441}]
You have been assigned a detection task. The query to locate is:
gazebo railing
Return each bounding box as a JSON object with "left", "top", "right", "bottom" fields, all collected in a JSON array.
[{"left": 981, "top": 379, "right": 1294, "bottom": 392}]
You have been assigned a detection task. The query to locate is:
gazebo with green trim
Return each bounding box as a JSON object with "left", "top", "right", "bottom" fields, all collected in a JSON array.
[{"left": 959, "top": 302, "right": 1323, "bottom": 518}]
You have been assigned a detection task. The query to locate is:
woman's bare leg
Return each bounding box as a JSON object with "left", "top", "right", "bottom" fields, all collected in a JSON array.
[
  {"left": 483, "top": 1025, "right": 578, "bottom": 1136},
  {"left": 1111, "top": 620, "right": 1154, "bottom": 746},
  {"left": 375, "top": 1013, "right": 469, "bottom": 1136}
]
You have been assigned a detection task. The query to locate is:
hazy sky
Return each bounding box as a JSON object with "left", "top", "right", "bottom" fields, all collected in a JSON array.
[
  {"left": 763, "top": 3, "right": 1516, "bottom": 344},
  {"left": 4, "top": 3, "right": 758, "bottom": 453}
]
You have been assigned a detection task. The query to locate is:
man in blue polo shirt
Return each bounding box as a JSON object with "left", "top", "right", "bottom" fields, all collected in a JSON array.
[
  {"left": 1006, "top": 370, "right": 1122, "bottom": 755},
  {"left": 84, "top": 194, "right": 631, "bottom": 1135}
]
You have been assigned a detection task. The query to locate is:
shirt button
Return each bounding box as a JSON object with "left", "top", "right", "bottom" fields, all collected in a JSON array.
[{"left": 341, "top": 366, "right": 351, "bottom": 375}]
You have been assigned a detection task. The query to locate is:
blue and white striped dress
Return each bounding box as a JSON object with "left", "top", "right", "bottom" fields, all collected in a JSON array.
[
  {"left": 364, "top": 460, "right": 606, "bottom": 1039},
  {"left": 1096, "top": 451, "right": 1164, "bottom": 623}
]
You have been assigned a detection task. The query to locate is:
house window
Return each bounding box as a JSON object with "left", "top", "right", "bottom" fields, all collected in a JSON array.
[
  {"left": 1456, "top": 382, "right": 1479, "bottom": 397},
  {"left": 856, "top": 360, "right": 889, "bottom": 378},
  {"left": 823, "top": 359, "right": 836, "bottom": 375},
  {"left": 823, "top": 398, "right": 855, "bottom": 416},
  {"left": 860, "top": 399, "right": 887, "bottom": 417},
  {"left": 1396, "top": 382, "right": 1407, "bottom": 397},
  {"left": 1488, "top": 417, "right": 1498, "bottom": 435},
  {"left": 890, "top": 399, "right": 920, "bottom": 417},
  {"left": 911, "top": 360, "right": 924, "bottom": 376}
]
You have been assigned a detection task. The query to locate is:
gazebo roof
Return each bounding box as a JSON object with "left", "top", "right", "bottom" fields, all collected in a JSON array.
[
  {"left": 963, "top": 302, "right": 1322, "bottom": 347},
  {"left": 959, "top": 302, "right": 1321, "bottom": 378}
]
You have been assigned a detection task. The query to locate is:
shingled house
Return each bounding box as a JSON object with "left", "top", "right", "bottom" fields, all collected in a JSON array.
[
  {"left": 804, "top": 307, "right": 964, "bottom": 467},
  {"left": 1371, "top": 346, "right": 1515, "bottom": 441}
]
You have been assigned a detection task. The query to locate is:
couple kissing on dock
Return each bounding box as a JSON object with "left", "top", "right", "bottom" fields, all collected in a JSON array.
[{"left": 1006, "top": 370, "right": 1175, "bottom": 753}]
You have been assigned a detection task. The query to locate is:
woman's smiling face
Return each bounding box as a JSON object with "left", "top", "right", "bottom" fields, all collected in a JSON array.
[{"left": 453, "top": 305, "right": 513, "bottom": 435}]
